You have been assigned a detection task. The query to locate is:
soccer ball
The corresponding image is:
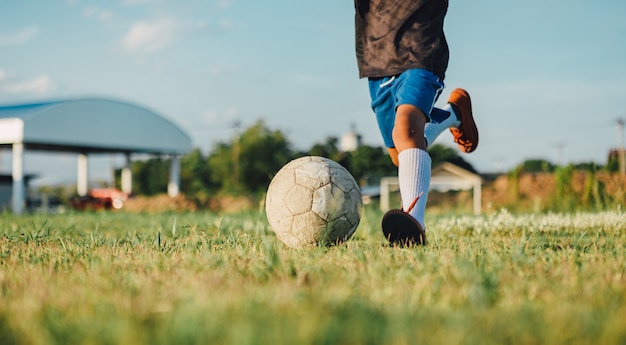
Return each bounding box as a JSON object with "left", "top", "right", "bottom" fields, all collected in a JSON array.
[{"left": 265, "top": 156, "right": 362, "bottom": 249}]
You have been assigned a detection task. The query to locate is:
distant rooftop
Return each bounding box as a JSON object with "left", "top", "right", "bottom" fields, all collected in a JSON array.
[{"left": 0, "top": 97, "right": 191, "bottom": 154}]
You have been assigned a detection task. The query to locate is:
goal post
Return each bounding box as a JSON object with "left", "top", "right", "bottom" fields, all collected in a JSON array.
[
  {"left": 378, "top": 163, "right": 483, "bottom": 214},
  {"left": 380, "top": 177, "right": 399, "bottom": 212}
]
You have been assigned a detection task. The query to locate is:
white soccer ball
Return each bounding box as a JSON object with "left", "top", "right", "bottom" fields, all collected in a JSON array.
[{"left": 265, "top": 156, "right": 363, "bottom": 249}]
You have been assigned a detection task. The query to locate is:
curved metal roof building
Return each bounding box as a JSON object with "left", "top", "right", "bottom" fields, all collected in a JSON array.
[
  {"left": 0, "top": 98, "right": 192, "bottom": 214},
  {"left": 0, "top": 98, "right": 191, "bottom": 154}
]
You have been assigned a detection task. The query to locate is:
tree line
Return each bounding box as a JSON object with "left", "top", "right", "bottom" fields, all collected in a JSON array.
[{"left": 124, "top": 120, "right": 469, "bottom": 201}]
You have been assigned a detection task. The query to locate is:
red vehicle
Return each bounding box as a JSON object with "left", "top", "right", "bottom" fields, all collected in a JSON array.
[{"left": 71, "top": 188, "right": 129, "bottom": 210}]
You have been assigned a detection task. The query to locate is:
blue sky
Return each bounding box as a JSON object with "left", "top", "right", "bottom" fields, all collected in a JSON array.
[{"left": 1, "top": 0, "right": 625, "bottom": 185}]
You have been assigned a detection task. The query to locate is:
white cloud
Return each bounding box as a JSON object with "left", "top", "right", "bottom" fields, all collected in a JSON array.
[
  {"left": 0, "top": 26, "right": 39, "bottom": 47},
  {"left": 216, "top": 0, "right": 233, "bottom": 9},
  {"left": 0, "top": 69, "right": 6, "bottom": 81},
  {"left": 121, "top": 17, "right": 181, "bottom": 54},
  {"left": 83, "top": 7, "right": 113, "bottom": 22},
  {"left": 2, "top": 75, "right": 57, "bottom": 95},
  {"left": 219, "top": 18, "right": 233, "bottom": 30},
  {"left": 121, "top": 0, "right": 159, "bottom": 6}
]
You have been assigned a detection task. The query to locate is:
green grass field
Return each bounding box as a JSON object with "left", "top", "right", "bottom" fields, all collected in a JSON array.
[{"left": 1, "top": 207, "right": 625, "bottom": 345}]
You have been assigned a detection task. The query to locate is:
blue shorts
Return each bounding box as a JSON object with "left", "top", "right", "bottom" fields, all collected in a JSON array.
[{"left": 368, "top": 68, "right": 445, "bottom": 148}]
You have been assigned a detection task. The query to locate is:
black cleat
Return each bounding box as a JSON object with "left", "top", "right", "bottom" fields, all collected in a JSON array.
[{"left": 381, "top": 209, "right": 427, "bottom": 247}]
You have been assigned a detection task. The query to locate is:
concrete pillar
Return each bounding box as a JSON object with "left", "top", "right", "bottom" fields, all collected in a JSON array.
[
  {"left": 168, "top": 155, "right": 180, "bottom": 197},
  {"left": 121, "top": 153, "right": 132, "bottom": 194},
  {"left": 11, "top": 143, "right": 25, "bottom": 215},
  {"left": 77, "top": 153, "right": 88, "bottom": 197}
]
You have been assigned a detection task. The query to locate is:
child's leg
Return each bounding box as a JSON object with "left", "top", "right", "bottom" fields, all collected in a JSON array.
[
  {"left": 368, "top": 69, "right": 443, "bottom": 245},
  {"left": 397, "top": 148, "right": 431, "bottom": 229},
  {"left": 425, "top": 104, "right": 460, "bottom": 147},
  {"left": 424, "top": 88, "right": 479, "bottom": 152},
  {"left": 393, "top": 105, "right": 431, "bottom": 230}
]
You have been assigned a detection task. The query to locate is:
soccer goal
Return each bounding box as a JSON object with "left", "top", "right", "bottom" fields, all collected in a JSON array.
[{"left": 379, "top": 162, "right": 483, "bottom": 215}]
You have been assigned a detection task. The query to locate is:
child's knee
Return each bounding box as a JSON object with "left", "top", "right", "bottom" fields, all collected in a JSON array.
[
  {"left": 387, "top": 148, "right": 399, "bottom": 167},
  {"left": 392, "top": 106, "right": 427, "bottom": 150}
]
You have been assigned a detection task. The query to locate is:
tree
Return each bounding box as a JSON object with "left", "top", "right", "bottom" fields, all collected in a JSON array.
[
  {"left": 132, "top": 156, "right": 169, "bottom": 195},
  {"left": 346, "top": 145, "right": 396, "bottom": 184},
  {"left": 207, "top": 120, "right": 293, "bottom": 194},
  {"left": 427, "top": 144, "right": 458, "bottom": 166},
  {"left": 518, "top": 159, "right": 555, "bottom": 173},
  {"left": 120, "top": 125, "right": 475, "bottom": 199},
  {"left": 180, "top": 148, "right": 215, "bottom": 200},
  {"left": 605, "top": 157, "right": 620, "bottom": 173},
  {"left": 573, "top": 162, "right": 602, "bottom": 172},
  {"left": 238, "top": 120, "right": 293, "bottom": 193},
  {"left": 207, "top": 142, "right": 235, "bottom": 192},
  {"left": 308, "top": 137, "right": 342, "bottom": 161},
  {"left": 303, "top": 140, "right": 476, "bottom": 185}
]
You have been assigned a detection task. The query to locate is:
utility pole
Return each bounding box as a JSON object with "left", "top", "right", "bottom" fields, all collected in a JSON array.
[
  {"left": 618, "top": 118, "right": 625, "bottom": 175},
  {"left": 554, "top": 142, "right": 565, "bottom": 167}
]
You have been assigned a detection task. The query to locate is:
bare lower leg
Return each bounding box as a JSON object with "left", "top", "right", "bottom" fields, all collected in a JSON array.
[
  {"left": 391, "top": 104, "right": 431, "bottom": 228},
  {"left": 392, "top": 104, "right": 427, "bottom": 153},
  {"left": 387, "top": 105, "right": 427, "bottom": 167}
]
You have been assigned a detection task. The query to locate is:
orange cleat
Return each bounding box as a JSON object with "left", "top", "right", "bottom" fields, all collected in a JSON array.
[{"left": 448, "top": 88, "right": 479, "bottom": 153}]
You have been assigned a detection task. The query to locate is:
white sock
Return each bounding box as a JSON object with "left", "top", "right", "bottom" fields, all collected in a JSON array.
[
  {"left": 424, "top": 104, "right": 461, "bottom": 147},
  {"left": 397, "top": 148, "right": 431, "bottom": 229}
]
